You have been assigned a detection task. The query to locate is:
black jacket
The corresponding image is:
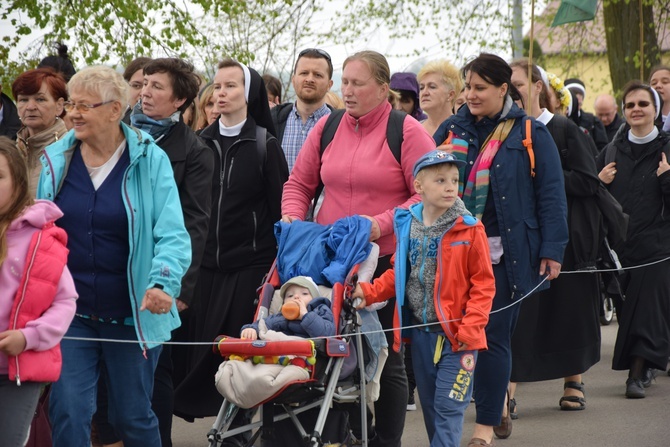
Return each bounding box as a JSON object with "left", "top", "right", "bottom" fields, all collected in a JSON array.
[
  {"left": 0, "top": 93, "right": 21, "bottom": 140},
  {"left": 157, "top": 120, "right": 214, "bottom": 306},
  {"left": 199, "top": 117, "right": 289, "bottom": 272},
  {"left": 596, "top": 128, "right": 670, "bottom": 265},
  {"left": 547, "top": 115, "right": 601, "bottom": 269}
]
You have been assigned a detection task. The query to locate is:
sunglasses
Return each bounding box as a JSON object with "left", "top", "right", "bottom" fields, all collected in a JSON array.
[
  {"left": 298, "top": 48, "right": 332, "bottom": 62},
  {"left": 624, "top": 100, "right": 651, "bottom": 110}
]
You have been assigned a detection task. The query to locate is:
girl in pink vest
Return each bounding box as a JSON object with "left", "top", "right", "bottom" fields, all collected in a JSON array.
[{"left": 0, "top": 136, "right": 77, "bottom": 446}]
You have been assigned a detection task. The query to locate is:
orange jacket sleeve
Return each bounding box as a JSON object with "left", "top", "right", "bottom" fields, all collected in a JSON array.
[
  {"left": 359, "top": 253, "right": 397, "bottom": 304},
  {"left": 455, "top": 224, "right": 495, "bottom": 350}
]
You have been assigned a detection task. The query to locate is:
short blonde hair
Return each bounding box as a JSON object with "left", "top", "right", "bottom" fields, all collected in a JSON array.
[
  {"left": 414, "top": 162, "right": 459, "bottom": 182},
  {"left": 417, "top": 60, "right": 463, "bottom": 94},
  {"left": 68, "top": 66, "right": 128, "bottom": 121}
]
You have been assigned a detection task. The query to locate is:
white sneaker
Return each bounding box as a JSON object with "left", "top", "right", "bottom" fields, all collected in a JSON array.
[{"left": 406, "top": 403, "right": 417, "bottom": 411}]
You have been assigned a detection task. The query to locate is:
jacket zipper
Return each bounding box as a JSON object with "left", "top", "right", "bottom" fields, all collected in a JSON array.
[
  {"left": 122, "top": 143, "right": 149, "bottom": 351},
  {"left": 12, "top": 231, "right": 43, "bottom": 385},
  {"left": 211, "top": 136, "right": 254, "bottom": 270},
  {"left": 252, "top": 211, "right": 258, "bottom": 251}
]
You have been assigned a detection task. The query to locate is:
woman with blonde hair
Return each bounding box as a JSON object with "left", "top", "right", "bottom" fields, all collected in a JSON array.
[
  {"left": 417, "top": 59, "right": 463, "bottom": 137},
  {"left": 196, "top": 84, "right": 218, "bottom": 131},
  {"left": 38, "top": 65, "right": 190, "bottom": 446}
]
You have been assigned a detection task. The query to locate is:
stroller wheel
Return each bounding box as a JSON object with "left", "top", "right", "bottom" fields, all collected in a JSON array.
[{"left": 600, "top": 294, "right": 615, "bottom": 325}]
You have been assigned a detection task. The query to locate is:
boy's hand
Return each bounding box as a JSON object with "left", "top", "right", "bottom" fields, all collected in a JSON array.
[
  {"left": 351, "top": 284, "right": 367, "bottom": 309},
  {"left": 0, "top": 330, "right": 27, "bottom": 356},
  {"left": 456, "top": 341, "right": 469, "bottom": 352},
  {"left": 240, "top": 328, "right": 258, "bottom": 340}
]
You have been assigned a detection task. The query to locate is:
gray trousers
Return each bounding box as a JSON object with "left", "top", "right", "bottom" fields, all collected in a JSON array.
[{"left": 0, "top": 375, "right": 42, "bottom": 447}]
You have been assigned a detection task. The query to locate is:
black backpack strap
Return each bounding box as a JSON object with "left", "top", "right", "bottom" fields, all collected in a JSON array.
[
  {"left": 604, "top": 143, "right": 617, "bottom": 165},
  {"left": 319, "top": 109, "right": 346, "bottom": 156},
  {"left": 255, "top": 126, "right": 268, "bottom": 178},
  {"left": 386, "top": 110, "right": 406, "bottom": 164}
]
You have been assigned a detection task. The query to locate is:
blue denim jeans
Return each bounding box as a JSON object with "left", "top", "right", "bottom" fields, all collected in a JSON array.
[
  {"left": 49, "top": 316, "right": 162, "bottom": 447},
  {"left": 411, "top": 328, "right": 477, "bottom": 447}
]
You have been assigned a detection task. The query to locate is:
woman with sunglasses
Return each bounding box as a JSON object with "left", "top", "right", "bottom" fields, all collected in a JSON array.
[
  {"left": 597, "top": 81, "right": 670, "bottom": 399},
  {"left": 37, "top": 65, "right": 191, "bottom": 446}
]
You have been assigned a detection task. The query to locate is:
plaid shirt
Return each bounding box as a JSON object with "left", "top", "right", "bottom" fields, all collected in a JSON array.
[{"left": 282, "top": 103, "right": 331, "bottom": 172}]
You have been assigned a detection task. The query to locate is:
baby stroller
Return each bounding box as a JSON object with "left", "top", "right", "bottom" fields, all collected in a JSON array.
[{"left": 207, "top": 218, "right": 386, "bottom": 447}]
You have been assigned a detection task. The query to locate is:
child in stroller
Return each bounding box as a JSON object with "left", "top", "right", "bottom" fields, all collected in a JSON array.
[
  {"left": 240, "top": 276, "right": 335, "bottom": 341},
  {"left": 209, "top": 217, "right": 384, "bottom": 447}
]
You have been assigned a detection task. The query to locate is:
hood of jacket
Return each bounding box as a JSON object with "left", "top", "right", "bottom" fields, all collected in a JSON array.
[{"left": 9, "top": 200, "right": 63, "bottom": 233}]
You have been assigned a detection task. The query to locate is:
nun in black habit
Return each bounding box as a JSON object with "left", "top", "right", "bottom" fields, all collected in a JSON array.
[{"left": 174, "top": 59, "right": 289, "bottom": 419}]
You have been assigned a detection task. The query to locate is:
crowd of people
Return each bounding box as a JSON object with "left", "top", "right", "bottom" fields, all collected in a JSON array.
[{"left": 0, "top": 40, "right": 669, "bottom": 447}]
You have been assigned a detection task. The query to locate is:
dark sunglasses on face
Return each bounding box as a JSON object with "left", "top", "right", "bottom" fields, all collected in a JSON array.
[{"left": 624, "top": 100, "right": 651, "bottom": 110}]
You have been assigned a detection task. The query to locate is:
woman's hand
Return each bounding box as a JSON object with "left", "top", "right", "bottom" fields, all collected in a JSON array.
[
  {"left": 361, "top": 215, "right": 381, "bottom": 241},
  {"left": 281, "top": 214, "right": 297, "bottom": 223},
  {"left": 0, "top": 330, "right": 27, "bottom": 356},
  {"left": 240, "top": 328, "right": 258, "bottom": 340},
  {"left": 176, "top": 299, "right": 188, "bottom": 312},
  {"left": 658, "top": 152, "right": 670, "bottom": 176},
  {"left": 539, "top": 258, "right": 562, "bottom": 280},
  {"left": 140, "top": 288, "right": 174, "bottom": 314},
  {"left": 598, "top": 162, "right": 617, "bottom": 184}
]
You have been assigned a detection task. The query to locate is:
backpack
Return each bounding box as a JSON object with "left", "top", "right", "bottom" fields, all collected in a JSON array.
[{"left": 311, "top": 109, "right": 407, "bottom": 205}]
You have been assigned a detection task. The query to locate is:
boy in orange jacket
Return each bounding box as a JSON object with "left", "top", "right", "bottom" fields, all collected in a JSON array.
[{"left": 352, "top": 149, "right": 495, "bottom": 447}]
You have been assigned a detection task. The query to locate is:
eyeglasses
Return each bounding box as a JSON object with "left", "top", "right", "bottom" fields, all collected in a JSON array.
[
  {"left": 63, "top": 100, "right": 114, "bottom": 113},
  {"left": 624, "top": 100, "right": 651, "bottom": 110},
  {"left": 298, "top": 48, "right": 332, "bottom": 62}
]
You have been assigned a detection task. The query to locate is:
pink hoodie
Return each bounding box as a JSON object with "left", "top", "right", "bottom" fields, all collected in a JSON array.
[
  {"left": 0, "top": 200, "right": 77, "bottom": 376},
  {"left": 282, "top": 101, "right": 435, "bottom": 256}
]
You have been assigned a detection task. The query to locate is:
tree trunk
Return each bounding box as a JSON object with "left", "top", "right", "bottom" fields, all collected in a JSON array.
[{"left": 603, "top": 0, "right": 660, "bottom": 95}]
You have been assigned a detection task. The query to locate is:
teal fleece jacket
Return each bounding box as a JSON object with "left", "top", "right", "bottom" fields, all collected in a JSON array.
[{"left": 37, "top": 123, "right": 191, "bottom": 349}]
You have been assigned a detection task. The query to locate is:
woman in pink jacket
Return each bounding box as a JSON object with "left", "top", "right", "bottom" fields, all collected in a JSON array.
[
  {"left": 282, "top": 50, "right": 435, "bottom": 447},
  {"left": 0, "top": 136, "right": 77, "bottom": 446}
]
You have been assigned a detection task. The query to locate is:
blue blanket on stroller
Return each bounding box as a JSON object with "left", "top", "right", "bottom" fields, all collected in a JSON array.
[{"left": 274, "top": 216, "right": 372, "bottom": 286}]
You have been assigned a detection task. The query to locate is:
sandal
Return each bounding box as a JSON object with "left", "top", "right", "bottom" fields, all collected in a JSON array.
[
  {"left": 468, "top": 438, "right": 494, "bottom": 447},
  {"left": 509, "top": 397, "right": 518, "bottom": 420},
  {"left": 559, "top": 381, "right": 586, "bottom": 411}
]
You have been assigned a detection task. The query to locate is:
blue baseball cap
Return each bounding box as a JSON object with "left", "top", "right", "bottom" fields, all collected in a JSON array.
[{"left": 413, "top": 150, "right": 467, "bottom": 178}]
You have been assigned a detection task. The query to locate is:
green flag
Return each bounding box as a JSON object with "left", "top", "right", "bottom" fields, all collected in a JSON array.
[{"left": 551, "top": 0, "right": 598, "bottom": 27}]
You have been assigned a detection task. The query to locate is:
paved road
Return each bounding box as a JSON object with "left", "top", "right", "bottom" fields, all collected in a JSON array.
[{"left": 172, "top": 322, "right": 670, "bottom": 446}]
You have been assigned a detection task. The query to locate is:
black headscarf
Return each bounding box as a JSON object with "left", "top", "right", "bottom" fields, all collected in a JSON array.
[{"left": 244, "top": 64, "right": 276, "bottom": 136}]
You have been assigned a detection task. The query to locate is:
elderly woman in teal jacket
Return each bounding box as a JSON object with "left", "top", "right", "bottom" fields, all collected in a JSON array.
[{"left": 36, "top": 65, "right": 190, "bottom": 447}]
